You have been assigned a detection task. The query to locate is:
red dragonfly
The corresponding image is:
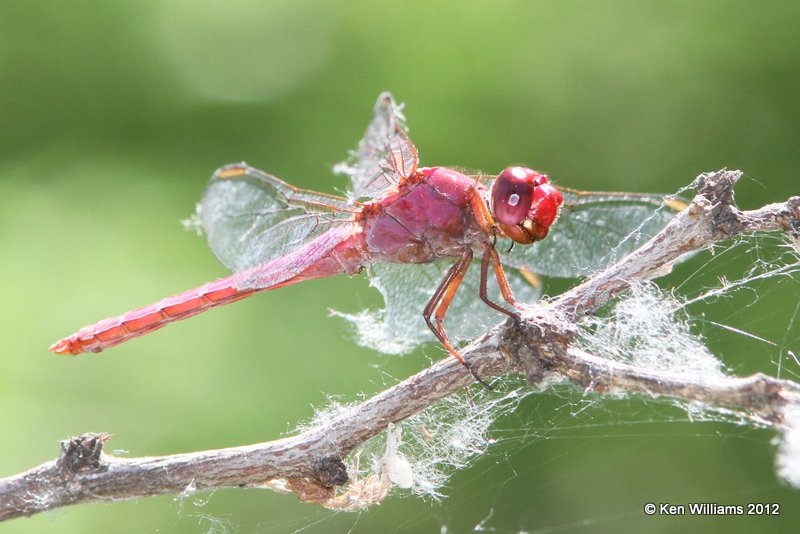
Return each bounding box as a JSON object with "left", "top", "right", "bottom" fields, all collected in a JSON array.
[{"left": 51, "top": 93, "right": 680, "bottom": 384}]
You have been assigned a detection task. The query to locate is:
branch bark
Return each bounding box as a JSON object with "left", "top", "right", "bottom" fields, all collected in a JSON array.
[{"left": 3, "top": 170, "right": 800, "bottom": 521}]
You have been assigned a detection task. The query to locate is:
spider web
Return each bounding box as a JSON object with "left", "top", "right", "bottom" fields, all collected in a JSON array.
[{"left": 363, "top": 232, "right": 799, "bottom": 523}]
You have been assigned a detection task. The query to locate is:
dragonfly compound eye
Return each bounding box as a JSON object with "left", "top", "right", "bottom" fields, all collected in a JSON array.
[
  {"left": 492, "top": 166, "right": 537, "bottom": 226},
  {"left": 492, "top": 167, "right": 563, "bottom": 243}
]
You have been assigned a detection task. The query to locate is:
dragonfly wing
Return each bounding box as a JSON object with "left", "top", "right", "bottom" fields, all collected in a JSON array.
[
  {"left": 199, "top": 163, "right": 356, "bottom": 274},
  {"left": 502, "top": 189, "right": 685, "bottom": 278},
  {"left": 334, "top": 92, "right": 418, "bottom": 201},
  {"left": 233, "top": 222, "right": 358, "bottom": 290},
  {"left": 333, "top": 259, "right": 541, "bottom": 355}
]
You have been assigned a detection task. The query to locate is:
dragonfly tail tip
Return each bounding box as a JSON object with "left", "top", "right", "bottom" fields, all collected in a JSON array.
[{"left": 49, "top": 337, "right": 82, "bottom": 355}]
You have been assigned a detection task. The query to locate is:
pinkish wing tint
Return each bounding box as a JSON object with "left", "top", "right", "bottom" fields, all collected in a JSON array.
[{"left": 233, "top": 223, "right": 358, "bottom": 290}]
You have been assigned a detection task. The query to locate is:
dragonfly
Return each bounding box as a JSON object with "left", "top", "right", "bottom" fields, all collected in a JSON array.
[{"left": 50, "top": 92, "right": 682, "bottom": 385}]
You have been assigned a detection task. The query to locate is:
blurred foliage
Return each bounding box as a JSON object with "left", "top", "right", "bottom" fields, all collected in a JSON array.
[{"left": 1, "top": 0, "right": 799, "bottom": 532}]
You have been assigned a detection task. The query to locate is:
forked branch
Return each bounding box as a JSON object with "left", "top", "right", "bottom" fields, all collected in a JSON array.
[{"left": 2, "top": 170, "right": 800, "bottom": 521}]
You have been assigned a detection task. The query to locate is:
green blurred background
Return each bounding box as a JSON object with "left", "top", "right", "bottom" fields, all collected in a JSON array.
[{"left": 2, "top": 0, "right": 799, "bottom": 532}]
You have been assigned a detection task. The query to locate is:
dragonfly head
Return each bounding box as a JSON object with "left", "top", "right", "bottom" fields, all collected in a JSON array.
[{"left": 491, "top": 166, "right": 563, "bottom": 244}]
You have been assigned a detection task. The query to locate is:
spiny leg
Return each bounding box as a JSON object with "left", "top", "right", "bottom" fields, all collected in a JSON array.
[
  {"left": 432, "top": 252, "right": 473, "bottom": 346},
  {"left": 423, "top": 250, "right": 491, "bottom": 388},
  {"left": 423, "top": 250, "right": 472, "bottom": 363},
  {"left": 422, "top": 254, "right": 468, "bottom": 363},
  {"left": 479, "top": 244, "right": 522, "bottom": 320},
  {"left": 468, "top": 186, "right": 523, "bottom": 320}
]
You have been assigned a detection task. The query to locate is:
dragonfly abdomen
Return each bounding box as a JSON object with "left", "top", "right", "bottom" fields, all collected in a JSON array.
[
  {"left": 50, "top": 230, "right": 370, "bottom": 355},
  {"left": 49, "top": 278, "right": 257, "bottom": 354}
]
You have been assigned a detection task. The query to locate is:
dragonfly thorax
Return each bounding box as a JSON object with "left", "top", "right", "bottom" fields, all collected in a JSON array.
[{"left": 361, "top": 167, "right": 487, "bottom": 264}]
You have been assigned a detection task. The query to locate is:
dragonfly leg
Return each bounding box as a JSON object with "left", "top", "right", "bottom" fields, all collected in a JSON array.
[
  {"left": 469, "top": 187, "right": 523, "bottom": 316},
  {"left": 468, "top": 187, "right": 496, "bottom": 237},
  {"left": 479, "top": 245, "right": 522, "bottom": 321},
  {"left": 423, "top": 250, "right": 492, "bottom": 389},
  {"left": 469, "top": 183, "right": 532, "bottom": 322}
]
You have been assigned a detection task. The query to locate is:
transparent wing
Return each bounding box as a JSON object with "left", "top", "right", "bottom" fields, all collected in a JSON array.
[
  {"left": 501, "top": 188, "right": 686, "bottom": 278},
  {"left": 333, "top": 92, "right": 418, "bottom": 201},
  {"left": 233, "top": 223, "right": 358, "bottom": 290},
  {"left": 333, "top": 259, "right": 541, "bottom": 355},
  {"left": 199, "top": 163, "right": 356, "bottom": 274}
]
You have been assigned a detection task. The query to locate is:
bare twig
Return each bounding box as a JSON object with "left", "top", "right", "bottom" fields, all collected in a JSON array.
[
  {"left": 2, "top": 170, "right": 800, "bottom": 521},
  {"left": 550, "top": 170, "right": 800, "bottom": 318}
]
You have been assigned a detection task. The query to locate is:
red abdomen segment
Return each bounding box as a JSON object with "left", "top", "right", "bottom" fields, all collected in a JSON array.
[
  {"left": 51, "top": 228, "right": 367, "bottom": 355},
  {"left": 49, "top": 278, "right": 258, "bottom": 354}
]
